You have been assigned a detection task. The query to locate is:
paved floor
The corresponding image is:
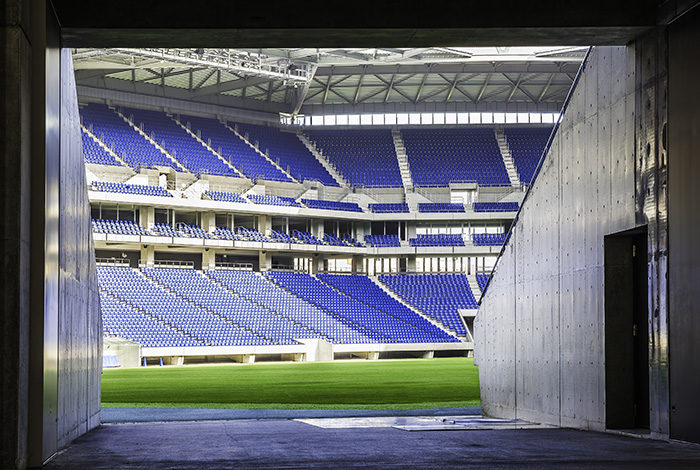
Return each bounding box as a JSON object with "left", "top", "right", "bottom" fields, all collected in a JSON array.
[{"left": 46, "top": 416, "right": 700, "bottom": 469}]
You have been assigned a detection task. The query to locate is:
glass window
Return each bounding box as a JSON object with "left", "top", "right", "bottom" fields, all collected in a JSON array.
[
  {"left": 372, "top": 114, "right": 384, "bottom": 125},
  {"left": 481, "top": 113, "right": 493, "bottom": 124},
  {"left": 385, "top": 113, "right": 397, "bottom": 125},
  {"left": 505, "top": 113, "right": 517, "bottom": 124},
  {"left": 409, "top": 113, "right": 421, "bottom": 125},
  {"left": 336, "top": 114, "right": 348, "bottom": 125},
  {"left": 360, "top": 114, "right": 372, "bottom": 125},
  {"left": 311, "top": 115, "right": 323, "bottom": 126},
  {"left": 397, "top": 113, "right": 409, "bottom": 125},
  {"left": 421, "top": 113, "right": 433, "bottom": 125},
  {"left": 348, "top": 114, "right": 360, "bottom": 125},
  {"left": 458, "top": 112, "right": 470, "bottom": 124},
  {"left": 493, "top": 113, "right": 506, "bottom": 124},
  {"left": 323, "top": 115, "right": 336, "bottom": 126},
  {"left": 433, "top": 113, "right": 445, "bottom": 125},
  {"left": 445, "top": 113, "right": 457, "bottom": 124},
  {"left": 529, "top": 112, "right": 542, "bottom": 124}
]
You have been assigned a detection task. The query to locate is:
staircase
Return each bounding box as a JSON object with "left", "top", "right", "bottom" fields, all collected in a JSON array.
[
  {"left": 171, "top": 115, "right": 248, "bottom": 179},
  {"left": 494, "top": 128, "right": 521, "bottom": 188},
  {"left": 391, "top": 129, "right": 414, "bottom": 189},
  {"left": 466, "top": 275, "right": 482, "bottom": 299},
  {"left": 296, "top": 132, "right": 347, "bottom": 186},
  {"left": 114, "top": 108, "right": 191, "bottom": 173},
  {"left": 225, "top": 123, "right": 300, "bottom": 184}
]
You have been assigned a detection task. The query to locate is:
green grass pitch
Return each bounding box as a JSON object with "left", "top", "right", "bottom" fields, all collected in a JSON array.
[{"left": 102, "top": 357, "right": 480, "bottom": 409}]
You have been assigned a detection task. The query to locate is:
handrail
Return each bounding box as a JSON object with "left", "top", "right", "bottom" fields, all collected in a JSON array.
[
  {"left": 214, "top": 262, "right": 254, "bottom": 271},
  {"left": 95, "top": 257, "right": 130, "bottom": 266},
  {"left": 478, "top": 46, "right": 594, "bottom": 305}
]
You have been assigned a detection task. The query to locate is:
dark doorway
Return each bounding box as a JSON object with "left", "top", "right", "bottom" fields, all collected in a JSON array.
[{"left": 604, "top": 227, "right": 649, "bottom": 430}]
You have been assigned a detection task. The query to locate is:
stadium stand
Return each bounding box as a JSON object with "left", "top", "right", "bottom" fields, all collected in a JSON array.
[
  {"left": 121, "top": 107, "right": 240, "bottom": 178},
  {"left": 317, "top": 274, "right": 459, "bottom": 342},
  {"left": 204, "top": 190, "right": 248, "bottom": 204},
  {"left": 401, "top": 128, "right": 511, "bottom": 187},
  {"left": 301, "top": 198, "right": 363, "bottom": 212},
  {"left": 177, "top": 223, "right": 213, "bottom": 239},
  {"left": 92, "top": 219, "right": 151, "bottom": 236},
  {"left": 91, "top": 181, "right": 173, "bottom": 198},
  {"left": 378, "top": 274, "right": 476, "bottom": 335},
  {"left": 364, "top": 234, "right": 401, "bottom": 247},
  {"left": 472, "top": 233, "right": 508, "bottom": 246},
  {"left": 343, "top": 234, "right": 364, "bottom": 247},
  {"left": 473, "top": 201, "right": 519, "bottom": 212},
  {"left": 304, "top": 128, "right": 403, "bottom": 188},
  {"left": 476, "top": 273, "right": 490, "bottom": 293},
  {"left": 79, "top": 103, "right": 183, "bottom": 172},
  {"left": 247, "top": 194, "right": 302, "bottom": 207},
  {"left": 234, "top": 122, "right": 338, "bottom": 186},
  {"left": 151, "top": 222, "right": 182, "bottom": 237},
  {"left": 179, "top": 114, "right": 293, "bottom": 182},
  {"left": 369, "top": 203, "right": 410, "bottom": 213},
  {"left": 418, "top": 202, "right": 465, "bottom": 213},
  {"left": 323, "top": 233, "right": 352, "bottom": 247},
  {"left": 265, "top": 272, "right": 456, "bottom": 343},
  {"left": 214, "top": 226, "right": 243, "bottom": 241},
  {"left": 270, "top": 230, "right": 299, "bottom": 243},
  {"left": 98, "top": 265, "right": 273, "bottom": 346},
  {"left": 207, "top": 270, "right": 377, "bottom": 344},
  {"left": 237, "top": 226, "right": 273, "bottom": 242},
  {"left": 82, "top": 130, "right": 122, "bottom": 166},
  {"left": 503, "top": 127, "right": 551, "bottom": 186},
  {"left": 292, "top": 230, "right": 324, "bottom": 245},
  {"left": 409, "top": 234, "right": 465, "bottom": 247}
]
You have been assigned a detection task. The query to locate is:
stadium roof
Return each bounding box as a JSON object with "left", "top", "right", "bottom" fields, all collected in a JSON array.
[{"left": 74, "top": 47, "right": 586, "bottom": 117}]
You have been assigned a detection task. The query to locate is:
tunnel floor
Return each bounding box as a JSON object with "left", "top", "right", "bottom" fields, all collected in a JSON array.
[{"left": 45, "top": 415, "right": 700, "bottom": 469}]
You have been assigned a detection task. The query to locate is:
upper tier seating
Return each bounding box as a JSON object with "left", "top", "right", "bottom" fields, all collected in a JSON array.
[
  {"left": 473, "top": 201, "right": 519, "bottom": 212},
  {"left": 369, "top": 203, "right": 410, "bottom": 213},
  {"left": 292, "top": 230, "right": 323, "bottom": 245},
  {"left": 234, "top": 122, "right": 338, "bottom": 186},
  {"left": 122, "top": 107, "right": 239, "bottom": 178},
  {"left": 91, "top": 181, "right": 173, "bottom": 198},
  {"left": 179, "top": 114, "right": 293, "bottom": 183},
  {"left": 418, "top": 202, "right": 465, "bottom": 213},
  {"left": 82, "top": 130, "right": 122, "bottom": 166},
  {"left": 214, "top": 226, "right": 244, "bottom": 241},
  {"left": 236, "top": 226, "right": 273, "bottom": 242},
  {"left": 79, "top": 103, "right": 182, "bottom": 172},
  {"left": 304, "top": 129, "right": 403, "bottom": 188},
  {"left": 364, "top": 234, "right": 401, "bottom": 247},
  {"left": 151, "top": 223, "right": 182, "bottom": 237},
  {"left": 409, "top": 234, "right": 465, "bottom": 247},
  {"left": 266, "top": 272, "right": 455, "bottom": 343},
  {"left": 503, "top": 127, "right": 551, "bottom": 185},
  {"left": 301, "top": 199, "right": 363, "bottom": 212},
  {"left": 378, "top": 274, "right": 476, "bottom": 335},
  {"left": 323, "top": 233, "right": 352, "bottom": 247},
  {"left": 270, "top": 230, "right": 298, "bottom": 243},
  {"left": 247, "top": 194, "right": 302, "bottom": 207},
  {"left": 402, "top": 128, "right": 510, "bottom": 187},
  {"left": 98, "top": 266, "right": 272, "bottom": 346},
  {"left": 204, "top": 190, "right": 248, "bottom": 204},
  {"left": 92, "top": 219, "right": 151, "bottom": 236},
  {"left": 343, "top": 234, "right": 364, "bottom": 247},
  {"left": 208, "top": 270, "right": 376, "bottom": 344},
  {"left": 177, "top": 223, "right": 212, "bottom": 239},
  {"left": 317, "top": 274, "right": 458, "bottom": 343},
  {"left": 472, "top": 232, "right": 508, "bottom": 246}
]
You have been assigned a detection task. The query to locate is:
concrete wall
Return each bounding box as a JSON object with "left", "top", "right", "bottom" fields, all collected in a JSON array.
[
  {"left": 0, "top": 3, "right": 101, "bottom": 467},
  {"left": 475, "top": 41, "right": 668, "bottom": 435}
]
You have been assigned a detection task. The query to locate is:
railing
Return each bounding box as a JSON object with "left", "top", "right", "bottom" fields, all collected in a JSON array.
[
  {"left": 214, "top": 262, "right": 254, "bottom": 271},
  {"left": 96, "top": 257, "right": 130, "bottom": 267},
  {"left": 138, "top": 259, "right": 195, "bottom": 269}
]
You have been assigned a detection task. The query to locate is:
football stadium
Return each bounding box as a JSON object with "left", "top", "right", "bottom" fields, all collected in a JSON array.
[{"left": 3, "top": 1, "right": 700, "bottom": 469}]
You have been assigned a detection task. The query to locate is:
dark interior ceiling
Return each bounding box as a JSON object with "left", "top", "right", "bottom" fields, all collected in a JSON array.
[{"left": 52, "top": 0, "right": 680, "bottom": 48}]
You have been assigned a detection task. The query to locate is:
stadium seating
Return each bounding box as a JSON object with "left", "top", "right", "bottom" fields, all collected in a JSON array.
[
  {"left": 79, "top": 103, "right": 183, "bottom": 172},
  {"left": 476, "top": 273, "right": 490, "bottom": 293},
  {"left": 364, "top": 234, "right": 401, "bottom": 247},
  {"left": 378, "top": 274, "right": 476, "bottom": 335},
  {"left": 151, "top": 222, "right": 182, "bottom": 237},
  {"left": 503, "top": 127, "right": 551, "bottom": 185},
  {"left": 82, "top": 130, "right": 122, "bottom": 166},
  {"left": 204, "top": 190, "right": 248, "bottom": 204},
  {"left": 323, "top": 233, "right": 352, "bottom": 247},
  {"left": 177, "top": 223, "right": 213, "bottom": 239},
  {"left": 234, "top": 122, "right": 339, "bottom": 186},
  {"left": 247, "top": 194, "right": 302, "bottom": 207},
  {"left": 472, "top": 233, "right": 508, "bottom": 246},
  {"left": 270, "top": 230, "right": 298, "bottom": 243},
  {"left": 418, "top": 202, "right": 465, "bottom": 213},
  {"left": 401, "top": 128, "right": 511, "bottom": 187},
  {"left": 343, "top": 234, "right": 364, "bottom": 247},
  {"left": 266, "top": 272, "right": 457, "bottom": 343},
  {"left": 237, "top": 226, "right": 273, "bottom": 242},
  {"left": 179, "top": 114, "right": 293, "bottom": 183},
  {"left": 214, "top": 226, "right": 244, "bottom": 241},
  {"left": 122, "top": 107, "right": 240, "bottom": 178},
  {"left": 304, "top": 128, "right": 403, "bottom": 188},
  {"left": 473, "top": 201, "right": 519, "bottom": 212},
  {"left": 409, "top": 234, "right": 465, "bottom": 247},
  {"left": 369, "top": 203, "right": 410, "bottom": 213},
  {"left": 317, "top": 274, "right": 459, "bottom": 342},
  {"left": 301, "top": 198, "right": 364, "bottom": 212},
  {"left": 292, "top": 230, "right": 324, "bottom": 245},
  {"left": 92, "top": 219, "right": 151, "bottom": 236},
  {"left": 207, "top": 270, "right": 376, "bottom": 344},
  {"left": 91, "top": 181, "right": 173, "bottom": 198}
]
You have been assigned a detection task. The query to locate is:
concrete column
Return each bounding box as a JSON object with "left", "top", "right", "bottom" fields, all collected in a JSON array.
[
  {"left": 200, "top": 211, "right": 215, "bottom": 233},
  {"left": 202, "top": 249, "right": 216, "bottom": 270},
  {"left": 407, "top": 254, "right": 417, "bottom": 272},
  {"left": 259, "top": 251, "right": 272, "bottom": 272},
  {"left": 311, "top": 219, "right": 323, "bottom": 239},
  {"left": 258, "top": 214, "right": 271, "bottom": 236},
  {"left": 406, "top": 222, "right": 417, "bottom": 239},
  {"left": 352, "top": 255, "right": 364, "bottom": 274},
  {"left": 311, "top": 254, "right": 325, "bottom": 274},
  {"left": 140, "top": 206, "right": 154, "bottom": 230},
  {"left": 140, "top": 245, "right": 155, "bottom": 268}
]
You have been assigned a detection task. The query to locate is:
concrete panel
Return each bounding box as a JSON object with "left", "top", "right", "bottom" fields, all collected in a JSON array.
[{"left": 476, "top": 46, "right": 657, "bottom": 434}]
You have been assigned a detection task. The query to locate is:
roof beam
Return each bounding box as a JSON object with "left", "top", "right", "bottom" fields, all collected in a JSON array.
[
  {"left": 314, "top": 62, "right": 580, "bottom": 76},
  {"left": 476, "top": 73, "right": 491, "bottom": 102},
  {"left": 414, "top": 72, "right": 429, "bottom": 104},
  {"left": 353, "top": 66, "right": 367, "bottom": 105},
  {"left": 538, "top": 73, "right": 555, "bottom": 102}
]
